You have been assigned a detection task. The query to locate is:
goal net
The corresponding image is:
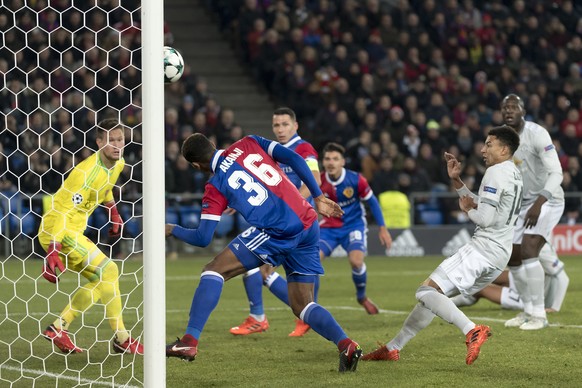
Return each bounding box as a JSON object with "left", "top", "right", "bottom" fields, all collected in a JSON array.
[{"left": 1, "top": 1, "right": 151, "bottom": 386}]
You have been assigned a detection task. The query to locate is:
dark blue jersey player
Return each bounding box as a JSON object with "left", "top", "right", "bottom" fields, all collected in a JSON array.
[{"left": 165, "top": 133, "right": 362, "bottom": 372}]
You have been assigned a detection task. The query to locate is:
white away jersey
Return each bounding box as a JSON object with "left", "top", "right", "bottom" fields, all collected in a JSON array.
[
  {"left": 470, "top": 160, "right": 523, "bottom": 268},
  {"left": 513, "top": 121, "right": 564, "bottom": 206}
]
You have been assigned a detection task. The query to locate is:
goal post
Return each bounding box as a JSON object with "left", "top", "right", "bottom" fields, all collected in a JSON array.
[
  {"left": 141, "top": 0, "right": 166, "bottom": 386},
  {"left": 0, "top": 0, "right": 166, "bottom": 386}
]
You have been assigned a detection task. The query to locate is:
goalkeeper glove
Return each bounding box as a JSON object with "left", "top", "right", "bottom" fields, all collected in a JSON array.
[
  {"left": 105, "top": 201, "right": 123, "bottom": 238},
  {"left": 42, "top": 241, "right": 65, "bottom": 283}
]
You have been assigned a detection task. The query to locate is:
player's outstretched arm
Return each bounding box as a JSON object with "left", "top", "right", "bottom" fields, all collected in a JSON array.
[{"left": 166, "top": 218, "right": 218, "bottom": 248}]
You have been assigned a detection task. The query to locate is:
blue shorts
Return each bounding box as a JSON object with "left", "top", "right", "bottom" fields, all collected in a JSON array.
[
  {"left": 228, "top": 222, "right": 324, "bottom": 277},
  {"left": 319, "top": 226, "right": 367, "bottom": 256}
]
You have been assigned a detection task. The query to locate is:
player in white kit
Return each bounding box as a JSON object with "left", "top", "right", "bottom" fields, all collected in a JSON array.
[
  {"left": 501, "top": 94, "right": 565, "bottom": 330},
  {"left": 452, "top": 243, "right": 569, "bottom": 312},
  {"left": 362, "top": 126, "right": 522, "bottom": 365}
]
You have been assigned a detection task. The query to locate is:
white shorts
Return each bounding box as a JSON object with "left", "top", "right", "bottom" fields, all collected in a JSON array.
[
  {"left": 512, "top": 201, "right": 564, "bottom": 244},
  {"left": 430, "top": 244, "right": 503, "bottom": 297}
]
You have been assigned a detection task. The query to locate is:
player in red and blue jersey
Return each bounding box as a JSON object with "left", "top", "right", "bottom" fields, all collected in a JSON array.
[
  {"left": 165, "top": 133, "right": 362, "bottom": 372},
  {"left": 230, "top": 108, "right": 321, "bottom": 338},
  {"left": 318, "top": 142, "right": 393, "bottom": 314}
]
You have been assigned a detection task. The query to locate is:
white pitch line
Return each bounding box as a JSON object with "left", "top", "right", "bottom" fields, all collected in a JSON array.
[
  {"left": 7, "top": 306, "right": 582, "bottom": 330},
  {"left": 0, "top": 364, "right": 141, "bottom": 388}
]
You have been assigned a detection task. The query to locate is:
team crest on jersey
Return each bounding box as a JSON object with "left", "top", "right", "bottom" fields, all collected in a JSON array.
[
  {"left": 72, "top": 193, "right": 83, "bottom": 205},
  {"left": 343, "top": 187, "right": 354, "bottom": 198}
]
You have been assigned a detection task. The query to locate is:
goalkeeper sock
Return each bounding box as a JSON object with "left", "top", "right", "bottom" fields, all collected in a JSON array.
[
  {"left": 301, "top": 302, "right": 347, "bottom": 345},
  {"left": 243, "top": 268, "right": 264, "bottom": 315},
  {"left": 55, "top": 280, "right": 101, "bottom": 331},
  {"left": 185, "top": 271, "right": 224, "bottom": 340},
  {"left": 264, "top": 272, "right": 289, "bottom": 305},
  {"left": 352, "top": 263, "right": 367, "bottom": 301},
  {"left": 99, "top": 261, "right": 130, "bottom": 343},
  {"left": 388, "top": 303, "right": 436, "bottom": 351}
]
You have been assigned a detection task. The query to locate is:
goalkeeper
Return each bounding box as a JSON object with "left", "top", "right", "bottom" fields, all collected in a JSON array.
[{"left": 38, "top": 118, "right": 143, "bottom": 355}]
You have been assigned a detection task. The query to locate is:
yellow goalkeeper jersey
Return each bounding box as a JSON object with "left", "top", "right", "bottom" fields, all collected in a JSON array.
[{"left": 39, "top": 151, "right": 125, "bottom": 242}]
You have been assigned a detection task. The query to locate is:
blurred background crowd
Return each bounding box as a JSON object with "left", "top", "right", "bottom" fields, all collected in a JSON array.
[{"left": 1, "top": 0, "right": 582, "bottom": 253}]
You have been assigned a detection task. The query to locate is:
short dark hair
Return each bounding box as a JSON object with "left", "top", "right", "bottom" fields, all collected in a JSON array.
[
  {"left": 322, "top": 142, "right": 345, "bottom": 156},
  {"left": 181, "top": 133, "right": 216, "bottom": 164},
  {"left": 488, "top": 125, "right": 520, "bottom": 155},
  {"left": 273, "top": 107, "right": 296, "bottom": 121},
  {"left": 502, "top": 94, "right": 525, "bottom": 109},
  {"left": 96, "top": 118, "right": 124, "bottom": 139}
]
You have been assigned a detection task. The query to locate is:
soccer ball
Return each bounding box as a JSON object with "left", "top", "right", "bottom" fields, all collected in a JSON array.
[{"left": 164, "top": 46, "right": 184, "bottom": 83}]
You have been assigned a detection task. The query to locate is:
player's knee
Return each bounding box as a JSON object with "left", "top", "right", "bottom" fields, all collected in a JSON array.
[
  {"left": 102, "top": 261, "right": 119, "bottom": 282},
  {"left": 415, "top": 284, "right": 437, "bottom": 303}
]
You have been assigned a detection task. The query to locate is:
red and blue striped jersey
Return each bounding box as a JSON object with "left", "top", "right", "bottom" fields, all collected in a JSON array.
[
  {"left": 278, "top": 134, "right": 318, "bottom": 189},
  {"left": 201, "top": 136, "right": 318, "bottom": 237},
  {"left": 319, "top": 168, "right": 373, "bottom": 229}
]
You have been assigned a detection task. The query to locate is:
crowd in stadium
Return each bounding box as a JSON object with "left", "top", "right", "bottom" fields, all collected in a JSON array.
[
  {"left": 197, "top": 0, "right": 582, "bottom": 225},
  {"left": 1, "top": 0, "right": 582, "bottom": 231}
]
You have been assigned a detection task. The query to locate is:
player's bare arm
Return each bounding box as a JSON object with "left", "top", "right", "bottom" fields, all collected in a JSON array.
[
  {"left": 378, "top": 227, "right": 392, "bottom": 249},
  {"left": 524, "top": 196, "right": 547, "bottom": 228}
]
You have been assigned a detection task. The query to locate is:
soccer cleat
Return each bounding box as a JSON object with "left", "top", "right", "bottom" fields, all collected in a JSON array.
[
  {"left": 358, "top": 297, "right": 380, "bottom": 315},
  {"left": 166, "top": 337, "right": 198, "bottom": 361},
  {"left": 229, "top": 316, "right": 269, "bottom": 335},
  {"left": 361, "top": 343, "right": 399, "bottom": 361},
  {"left": 465, "top": 325, "right": 491, "bottom": 365},
  {"left": 113, "top": 336, "right": 144, "bottom": 355},
  {"left": 288, "top": 319, "right": 311, "bottom": 337},
  {"left": 519, "top": 316, "right": 548, "bottom": 331},
  {"left": 504, "top": 312, "right": 530, "bottom": 328},
  {"left": 42, "top": 324, "right": 83, "bottom": 354},
  {"left": 338, "top": 340, "right": 362, "bottom": 372}
]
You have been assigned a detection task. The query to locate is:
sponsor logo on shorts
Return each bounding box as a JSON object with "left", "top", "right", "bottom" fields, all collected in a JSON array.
[{"left": 483, "top": 186, "right": 497, "bottom": 194}]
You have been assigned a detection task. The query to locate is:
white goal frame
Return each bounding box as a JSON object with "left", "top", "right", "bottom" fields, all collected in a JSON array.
[{"left": 142, "top": 1, "right": 166, "bottom": 386}]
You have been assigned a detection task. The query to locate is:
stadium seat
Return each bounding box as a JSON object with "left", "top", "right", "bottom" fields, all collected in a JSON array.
[
  {"left": 165, "top": 206, "right": 180, "bottom": 225},
  {"left": 178, "top": 205, "right": 201, "bottom": 229},
  {"left": 215, "top": 213, "right": 234, "bottom": 237},
  {"left": 420, "top": 209, "right": 444, "bottom": 226}
]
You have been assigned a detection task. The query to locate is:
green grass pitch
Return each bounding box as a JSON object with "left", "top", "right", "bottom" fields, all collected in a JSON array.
[{"left": 1, "top": 255, "right": 581, "bottom": 387}]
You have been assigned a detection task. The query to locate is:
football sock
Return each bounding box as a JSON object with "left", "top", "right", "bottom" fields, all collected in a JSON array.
[
  {"left": 523, "top": 258, "right": 546, "bottom": 318},
  {"left": 500, "top": 287, "right": 523, "bottom": 310},
  {"left": 450, "top": 293, "right": 478, "bottom": 307},
  {"left": 301, "top": 302, "right": 347, "bottom": 345},
  {"left": 185, "top": 271, "right": 224, "bottom": 340},
  {"left": 243, "top": 268, "right": 264, "bottom": 315},
  {"left": 388, "top": 303, "right": 435, "bottom": 351},
  {"left": 55, "top": 280, "right": 101, "bottom": 331},
  {"left": 264, "top": 272, "right": 289, "bottom": 305},
  {"left": 99, "top": 261, "right": 129, "bottom": 343},
  {"left": 416, "top": 285, "right": 474, "bottom": 335},
  {"left": 509, "top": 265, "right": 532, "bottom": 315},
  {"left": 352, "top": 263, "right": 367, "bottom": 301}
]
